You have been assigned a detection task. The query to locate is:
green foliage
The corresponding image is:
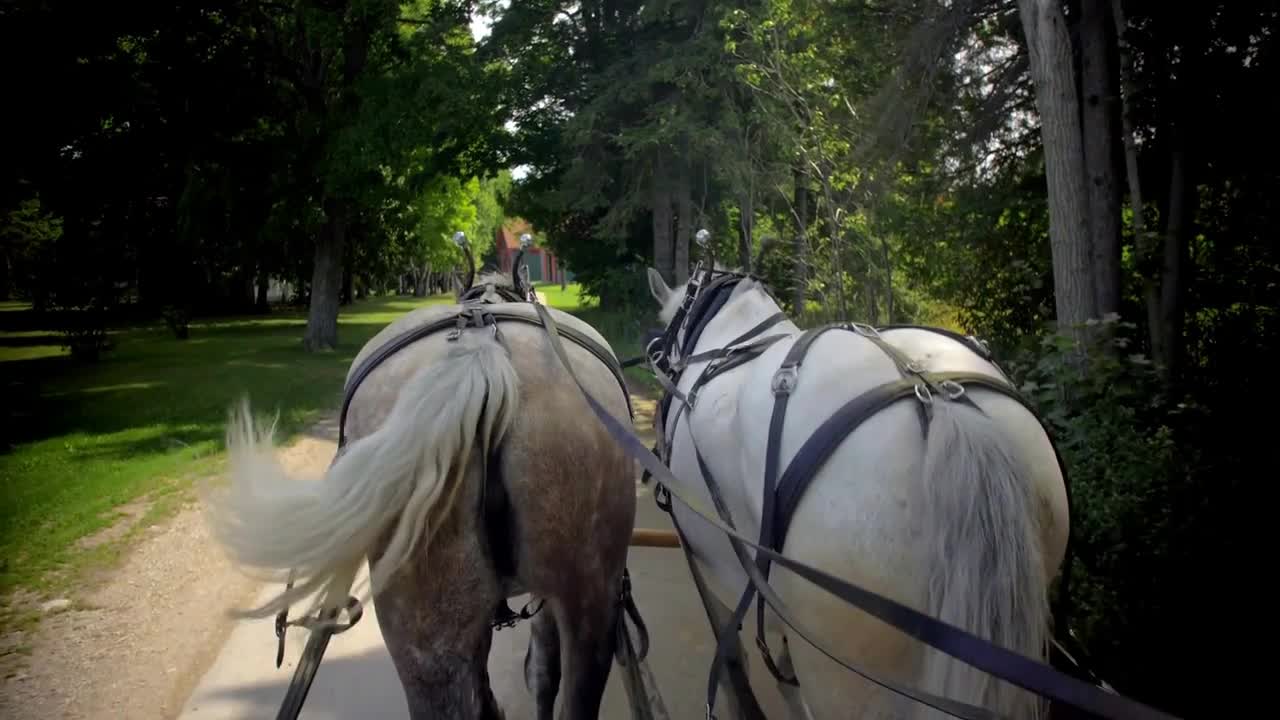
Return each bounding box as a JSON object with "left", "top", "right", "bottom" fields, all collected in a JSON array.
[
  {"left": 1, "top": 194, "right": 62, "bottom": 307},
  {"left": 1004, "top": 315, "right": 1250, "bottom": 714}
]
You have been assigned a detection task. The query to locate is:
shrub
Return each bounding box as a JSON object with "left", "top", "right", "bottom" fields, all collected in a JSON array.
[
  {"left": 161, "top": 304, "right": 191, "bottom": 340},
  {"left": 1005, "top": 316, "right": 1216, "bottom": 714},
  {"left": 52, "top": 297, "right": 114, "bottom": 362}
]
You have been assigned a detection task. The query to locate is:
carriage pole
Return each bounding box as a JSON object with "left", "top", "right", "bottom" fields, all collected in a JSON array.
[{"left": 630, "top": 528, "right": 681, "bottom": 548}]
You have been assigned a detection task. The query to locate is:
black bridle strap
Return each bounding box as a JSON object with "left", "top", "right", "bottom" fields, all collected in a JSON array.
[
  {"left": 529, "top": 300, "right": 1181, "bottom": 720},
  {"left": 679, "top": 312, "right": 788, "bottom": 368}
]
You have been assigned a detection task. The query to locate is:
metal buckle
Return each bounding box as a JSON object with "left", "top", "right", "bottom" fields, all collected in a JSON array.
[
  {"left": 756, "top": 635, "right": 800, "bottom": 686},
  {"left": 771, "top": 363, "right": 798, "bottom": 396},
  {"left": 274, "top": 609, "right": 288, "bottom": 668},
  {"left": 447, "top": 313, "right": 466, "bottom": 341},
  {"left": 654, "top": 483, "right": 672, "bottom": 512},
  {"left": 914, "top": 383, "right": 934, "bottom": 405},
  {"left": 849, "top": 322, "right": 881, "bottom": 338},
  {"left": 939, "top": 379, "right": 965, "bottom": 400},
  {"left": 967, "top": 334, "right": 992, "bottom": 358}
]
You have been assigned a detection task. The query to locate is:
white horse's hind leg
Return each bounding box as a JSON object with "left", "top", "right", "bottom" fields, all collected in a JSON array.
[
  {"left": 704, "top": 595, "right": 769, "bottom": 720},
  {"left": 771, "top": 636, "right": 817, "bottom": 720},
  {"left": 771, "top": 560, "right": 922, "bottom": 720}
]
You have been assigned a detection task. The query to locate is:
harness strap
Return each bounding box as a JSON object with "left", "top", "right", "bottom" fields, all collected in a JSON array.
[
  {"left": 672, "top": 318, "right": 1095, "bottom": 717},
  {"left": 754, "top": 322, "right": 848, "bottom": 681},
  {"left": 533, "top": 299, "right": 1179, "bottom": 720},
  {"left": 653, "top": 313, "right": 791, "bottom": 470},
  {"left": 339, "top": 305, "right": 633, "bottom": 447},
  {"left": 274, "top": 299, "right": 633, "bottom": 720},
  {"left": 679, "top": 312, "right": 788, "bottom": 368},
  {"left": 685, "top": 333, "right": 790, "bottom": 408},
  {"left": 537, "top": 302, "right": 1008, "bottom": 720}
]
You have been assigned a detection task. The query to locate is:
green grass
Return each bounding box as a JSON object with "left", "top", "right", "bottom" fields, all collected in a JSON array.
[
  {"left": 0, "top": 283, "right": 658, "bottom": 602},
  {"left": 0, "top": 294, "right": 452, "bottom": 597},
  {"left": 530, "top": 281, "right": 661, "bottom": 392},
  {"left": 0, "top": 283, "right": 663, "bottom": 604}
]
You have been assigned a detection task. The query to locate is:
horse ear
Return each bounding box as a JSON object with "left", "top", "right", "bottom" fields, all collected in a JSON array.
[{"left": 647, "top": 267, "right": 671, "bottom": 305}]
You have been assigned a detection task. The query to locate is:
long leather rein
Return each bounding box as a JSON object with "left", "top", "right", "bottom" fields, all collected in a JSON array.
[{"left": 533, "top": 274, "right": 1180, "bottom": 720}]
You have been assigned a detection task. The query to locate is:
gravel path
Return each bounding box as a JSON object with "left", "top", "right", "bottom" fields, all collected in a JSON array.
[{"left": 0, "top": 415, "right": 340, "bottom": 720}]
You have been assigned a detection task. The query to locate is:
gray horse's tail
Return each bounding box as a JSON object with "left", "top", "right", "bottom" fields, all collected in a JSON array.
[
  {"left": 917, "top": 398, "right": 1049, "bottom": 719},
  {"left": 204, "top": 335, "right": 519, "bottom": 620}
]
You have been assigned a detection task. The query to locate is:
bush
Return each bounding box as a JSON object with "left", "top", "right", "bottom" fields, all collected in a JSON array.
[
  {"left": 1005, "top": 316, "right": 1223, "bottom": 715},
  {"left": 161, "top": 304, "right": 191, "bottom": 340},
  {"left": 52, "top": 297, "right": 114, "bottom": 362}
]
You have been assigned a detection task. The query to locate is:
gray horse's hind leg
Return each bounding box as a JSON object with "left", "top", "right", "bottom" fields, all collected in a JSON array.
[
  {"left": 524, "top": 598, "right": 561, "bottom": 720},
  {"left": 370, "top": 522, "right": 506, "bottom": 720},
  {"left": 554, "top": 586, "right": 620, "bottom": 720}
]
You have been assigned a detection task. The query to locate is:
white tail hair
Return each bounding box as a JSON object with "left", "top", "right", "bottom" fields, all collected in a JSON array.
[
  {"left": 917, "top": 399, "right": 1049, "bottom": 719},
  {"left": 204, "top": 335, "right": 519, "bottom": 620}
]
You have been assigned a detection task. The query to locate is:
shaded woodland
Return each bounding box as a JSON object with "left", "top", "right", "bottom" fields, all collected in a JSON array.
[{"left": 3, "top": 1, "right": 1275, "bottom": 716}]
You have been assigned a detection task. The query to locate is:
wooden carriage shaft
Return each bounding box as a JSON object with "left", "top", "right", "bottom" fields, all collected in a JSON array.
[{"left": 630, "top": 528, "right": 681, "bottom": 548}]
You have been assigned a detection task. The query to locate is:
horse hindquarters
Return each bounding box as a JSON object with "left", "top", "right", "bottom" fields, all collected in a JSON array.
[
  {"left": 759, "top": 394, "right": 1057, "bottom": 720},
  {"left": 915, "top": 398, "right": 1051, "bottom": 720}
]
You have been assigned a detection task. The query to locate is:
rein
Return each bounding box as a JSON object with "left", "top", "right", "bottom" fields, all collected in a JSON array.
[
  {"left": 544, "top": 261, "right": 1178, "bottom": 720},
  {"left": 269, "top": 274, "right": 643, "bottom": 720}
]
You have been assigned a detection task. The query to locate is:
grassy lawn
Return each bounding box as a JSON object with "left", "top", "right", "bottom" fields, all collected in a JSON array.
[
  {"left": 0, "top": 283, "right": 659, "bottom": 606},
  {"left": 534, "top": 282, "right": 662, "bottom": 393},
  {"left": 0, "top": 294, "right": 456, "bottom": 599}
]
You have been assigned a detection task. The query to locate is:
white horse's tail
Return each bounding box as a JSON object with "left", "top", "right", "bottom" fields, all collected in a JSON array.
[
  {"left": 204, "top": 336, "right": 519, "bottom": 620},
  {"left": 917, "top": 398, "right": 1049, "bottom": 719}
]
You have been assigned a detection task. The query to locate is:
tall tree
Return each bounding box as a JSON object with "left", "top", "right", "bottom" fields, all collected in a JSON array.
[{"left": 1017, "top": 0, "right": 1099, "bottom": 341}]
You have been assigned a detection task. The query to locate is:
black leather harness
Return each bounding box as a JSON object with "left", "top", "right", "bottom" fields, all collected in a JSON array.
[
  {"left": 531, "top": 287, "right": 1178, "bottom": 720},
  {"left": 336, "top": 297, "right": 633, "bottom": 604},
  {"left": 270, "top": 288, "right": 638, "bottom": 720},
  {"left": 642, "top": 270, "right": 1123, "bottom": 720}
]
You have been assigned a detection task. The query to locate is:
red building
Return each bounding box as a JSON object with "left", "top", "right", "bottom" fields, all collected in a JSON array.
[{"left": 492, "top": 218, "right": 571, "bottom": 284}]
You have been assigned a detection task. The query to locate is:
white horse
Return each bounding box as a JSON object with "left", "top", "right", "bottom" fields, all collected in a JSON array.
[{"left": 645, "top": 267, "right": 1070, "bottom": 720}]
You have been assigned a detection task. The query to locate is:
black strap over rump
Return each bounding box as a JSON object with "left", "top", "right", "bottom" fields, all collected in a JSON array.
[
  {"left": 703, "top": 321, "right": 1044, "bottom": 707},
  {"left": 339, "top": 304, "right": 633, "bottom": 447}
]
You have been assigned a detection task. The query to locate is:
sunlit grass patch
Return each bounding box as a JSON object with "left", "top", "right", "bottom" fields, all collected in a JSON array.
[{"left": 0, "top": 293, "right": 448, "bottom": 597}]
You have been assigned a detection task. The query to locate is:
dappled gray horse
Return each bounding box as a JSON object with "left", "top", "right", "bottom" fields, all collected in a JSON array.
[{"left": 204, "top": 270, "right": 637, "bottom": 720}]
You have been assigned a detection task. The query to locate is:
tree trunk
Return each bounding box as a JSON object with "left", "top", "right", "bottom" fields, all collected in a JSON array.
[
  {"left": 1153, "top": 146, "right": 1189, "bottom": 380},
  {"left": 882, "top": 236, "right": 894, "bottom": 323},
  {"left": 651, "top": 162, "right": 674, "bottom": 284},
  {"left": 737, "top": 195, "right": 754, "bottom": 271},
  {"left": 1111, "top": 0, "right": 1146, "bottom": 288},
  {"left": 1080, "top": 0, "right": 1122, "bottom": 318},
  {"left": 1018, "top": 0, "right": 1099, "bottom": 341},
  {"left": 820, "top": 178, "right": 848, "bottom": 322},
  {"left": 255, "top": 272, "right": 270, "bottom": 313},
  {"left": 341, "top": 263, "right": 353, "bottom": 306},
  {"left": 674, "top": 169, "right": 692, "bottom": 285},
  {"left": 302, "top": 201, "right": 346, "bottom": 352},
  {"left": 792, "top": 169, "right": 809, "bottom": 314}
]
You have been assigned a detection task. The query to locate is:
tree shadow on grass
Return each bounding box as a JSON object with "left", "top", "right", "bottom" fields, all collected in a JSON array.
[{"left": 0, "top": 333, "right": 65, "bottom": 348}]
